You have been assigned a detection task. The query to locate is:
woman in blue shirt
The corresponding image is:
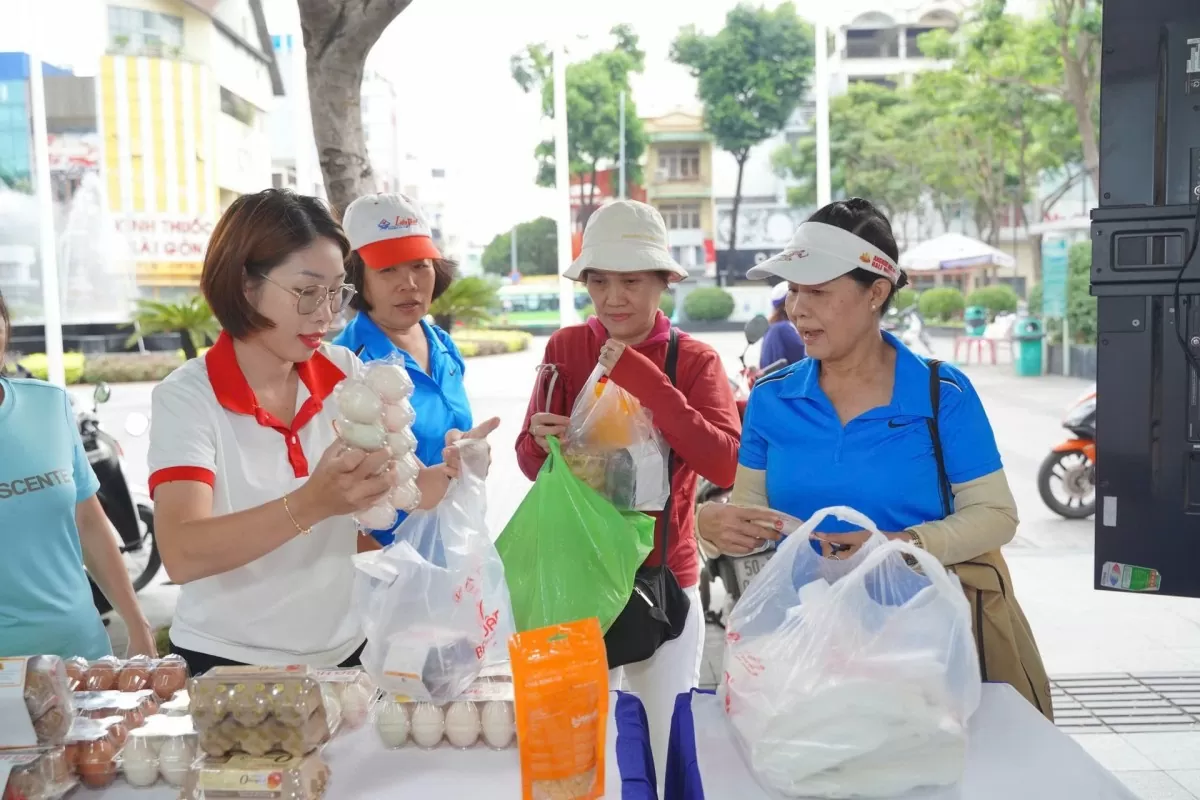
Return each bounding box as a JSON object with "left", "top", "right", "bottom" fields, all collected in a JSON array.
[
  {"left": 696, "top": 199, "right": 1050, "bottom": 715},
  {"left": 0, "top": 290, "right": 156, "bottom": 659},
  {"left": 758, "top": 281, "right": 806, "bottom": 370},
  {"left": 333, "top": 193, "right": 473, "bottom": 545}
]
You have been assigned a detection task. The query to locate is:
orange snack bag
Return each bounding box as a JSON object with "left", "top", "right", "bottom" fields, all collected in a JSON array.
[{"left": 509, "top": 619, "right": 609, "bottom": 800}]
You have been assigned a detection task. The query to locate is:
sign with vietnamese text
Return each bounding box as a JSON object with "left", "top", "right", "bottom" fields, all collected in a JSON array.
[
  {"left": 114, "top": 214, "right": 214, "bottom": 264},
  {"left": 1041, "top": 236, "right": 1070, "bottom": 318}
]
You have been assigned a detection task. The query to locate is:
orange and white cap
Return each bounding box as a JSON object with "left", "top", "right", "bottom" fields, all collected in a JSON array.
[{"left": 342, "top": 192, "right": 443, "bottom": 269}]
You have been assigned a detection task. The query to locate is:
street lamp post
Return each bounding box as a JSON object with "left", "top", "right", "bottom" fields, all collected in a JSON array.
[
  {"left": 554, "top": 42, "right": 578, "bottom": 328},
  {"left": 814, "top": 19, "right": 832, "bottom": 208}
]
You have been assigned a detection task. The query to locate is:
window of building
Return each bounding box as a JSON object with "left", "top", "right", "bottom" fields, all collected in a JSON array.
[
  {"left": 659, "top": 203, "right": 702, "bottom": 230},
  {"left": 844, "top": 14, "right": 900, "bottom": 59},
  {"left": 656, "top": 148, "right": 702, "bottom": 181},
  {"left": 220, "top": 87, "right": 257, "bottom": 127},
  {"left": 107, "top": 6, "right": 184, "bottom": 55}
]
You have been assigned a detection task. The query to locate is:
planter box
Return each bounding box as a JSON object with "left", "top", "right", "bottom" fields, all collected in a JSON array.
[{"left": 1046, "top": 343, "right": 1097, "bottom": 380}]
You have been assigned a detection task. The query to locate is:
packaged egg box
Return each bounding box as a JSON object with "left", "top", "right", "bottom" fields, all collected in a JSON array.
[
  {"left": 74, "top": 689, "right": 160, "bottom": 728},
  {"left": 65, "top": 653, "right": 189, "bottom": 700},
  {"left": 180, "top": 753, "right": 330, "bottom": 800},
  {"left": 0, "top": 656, "right": 74, "bottom": 749},
  {"left": 118, "top": 716, "right": 198, "bottom": 789},
  {"left": 62, "top": 717, "right": 126, "bottom": 790},
  {"left": 373, "top": 668, "right": 516, "bottom": 751},
  {"left": 188, "top": 666, "right": 339, "bottom": 758},
  {"left": 334, "top": 358, "right": 423, "bottom": 530},
  {"left": 0, "top": 748, "right": 76, "bottom": 800}
]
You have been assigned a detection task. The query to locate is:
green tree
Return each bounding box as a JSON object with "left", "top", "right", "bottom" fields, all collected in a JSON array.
[
  {"left": 511, "top": 25, "right": 647, "bottom": 219},
  {"left": 481, "top": 217, "right": 559, "bottom": 276},
  {"left": 127, "top": 295, "right": 219, "bottom": 360},
  {"left": 893, "top": 287, "right": 918, "bottom": 313},
  {"left": 967, "top": 285, "right": 1020, "bottom": 317},
  {"left": 429, "top": 276, "right": 500, "bottom": 330},
  {"left": 671, "top": 3, "right": 815, "bottom": 284}
]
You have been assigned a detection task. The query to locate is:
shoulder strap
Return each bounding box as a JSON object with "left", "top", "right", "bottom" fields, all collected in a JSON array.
[
  {"left": 926, "top": 359, "right": 953, "bottom": 519},
  {"left": 658, "top": 329, "right": 680, "bottom": 560}
]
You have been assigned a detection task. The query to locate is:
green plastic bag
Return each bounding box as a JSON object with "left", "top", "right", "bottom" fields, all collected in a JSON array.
[{"left": 496, "top": 437, "right": 655, "bottom": 633}]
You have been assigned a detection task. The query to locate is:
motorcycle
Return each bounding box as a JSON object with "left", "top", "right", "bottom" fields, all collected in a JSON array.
[
  {"left": 75, "top": 383, "right": 160, "bottom": 614},
  {"left": 1037, "top": 385, "right": 1097, "bottom": 519},
  {"left": 696, "top": 315, "right": 788, "bottom": 625}
]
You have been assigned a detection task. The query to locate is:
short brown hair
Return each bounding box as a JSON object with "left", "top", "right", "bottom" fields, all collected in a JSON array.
[
  {"left": 201, "top": 189, "right": 351, "bottom": 338},
  {"left": 346, "top": 254, "right": 458, "bottom": 313}
]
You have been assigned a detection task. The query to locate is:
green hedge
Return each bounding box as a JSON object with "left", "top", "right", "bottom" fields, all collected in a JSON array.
[
  {"left": 966, "top": 285, "right": 1019, "bottom": 317},
  {"left": 683, "top": 287, "right": 735, "bottom": 322},
  {"left": 918, "top": 287, "right": 966, "bottom": 322}
]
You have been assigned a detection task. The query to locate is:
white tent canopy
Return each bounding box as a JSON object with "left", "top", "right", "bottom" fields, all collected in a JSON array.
[{"left": 900, "top": 233, "right": 1017, "bottom": 272}]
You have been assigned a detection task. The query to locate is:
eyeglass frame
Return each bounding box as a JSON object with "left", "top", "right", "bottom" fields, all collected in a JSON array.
[{"left": 261, "top": 276, "right": 358, "bottom": 315}]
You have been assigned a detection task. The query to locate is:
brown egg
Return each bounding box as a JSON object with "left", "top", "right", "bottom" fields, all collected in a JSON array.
[
  {"left": 64, "top": 741, "right": 80, "bottom": 769},
  {"left": 64, "top": 657, "right": 89, "bottom": 691},
  {"left": 152, "top": 661, "right": 188, "bottom": 700},
  {"left": 85, "top": 661, "right": 119, "bottom": 691},
  {"left": 77, "top": 738, "right": 118, "bottom": 788},
  {"left": 105, "top": 719, "right": 129, "bottom": 749},
  {"left": 121, "top": 706, "right": 146, "bottom": 730},
  {"left": 118, "top": 666, "right": 151, "bottom": 692}
]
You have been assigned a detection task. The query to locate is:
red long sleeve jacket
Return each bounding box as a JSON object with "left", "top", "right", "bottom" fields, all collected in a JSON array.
[{"left": 515, "top": 312, "right": 742, "bottom": 589}]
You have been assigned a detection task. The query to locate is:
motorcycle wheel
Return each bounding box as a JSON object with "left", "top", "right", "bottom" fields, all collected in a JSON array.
[
  {"left": 92, "top": 504, "right": 161, "bottom": 616},
  {"left": 1037, "top": 450, "right": 1096, "bottom": 519}
]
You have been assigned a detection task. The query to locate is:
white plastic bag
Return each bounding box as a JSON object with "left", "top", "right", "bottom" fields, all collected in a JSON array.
[
  {"left": 353, "top": 439, "right": 515, "bottom": 704},
  {"left": 563, "top": 364, "right": 669, "bottom": 511},
  {"left": 721, "top": 506, "right": 981, "bottom": 799}
]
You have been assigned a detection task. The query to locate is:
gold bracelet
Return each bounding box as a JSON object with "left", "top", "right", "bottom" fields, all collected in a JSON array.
[{"left": 282, "top": 494, "right": 312, "bottom": 535}]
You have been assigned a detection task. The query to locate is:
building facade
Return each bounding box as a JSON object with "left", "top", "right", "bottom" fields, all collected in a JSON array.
[
  {"left": 100, "top": 0, "right": 281, "bottom": 294},
  {"left": 642, "top": 110, "right": 716, "bottom": 277}
]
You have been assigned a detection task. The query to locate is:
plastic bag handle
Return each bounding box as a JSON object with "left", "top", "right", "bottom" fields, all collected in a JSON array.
[
  {"left": 793, "top": 505, "right": 883, "bottom": 540},
  {"left": 842, "top": 537, "right": 962, "bottom": 601}
]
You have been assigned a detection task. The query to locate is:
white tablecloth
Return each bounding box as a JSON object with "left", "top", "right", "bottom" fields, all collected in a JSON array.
[
  {"left": 87, "top": 691, "right": 655, "bottom": 799},
  {"left": 666, "top": 685, "right": 1140, "bottom": 800}
]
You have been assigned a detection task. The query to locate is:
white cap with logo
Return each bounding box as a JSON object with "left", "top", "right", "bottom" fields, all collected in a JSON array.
[
  {"left": 746, "top": 221, "right": 900, "bottom": 286},
  {"left": 342, "top": 192, "right": 443, "bottom": 269},
  {"left": 563, "top": 200, "right": 690, "bottom": 282}
]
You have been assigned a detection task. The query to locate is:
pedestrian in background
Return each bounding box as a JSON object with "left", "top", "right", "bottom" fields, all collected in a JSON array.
[{"left": 758, "top": 280, "right": 806, "bottom": 370}]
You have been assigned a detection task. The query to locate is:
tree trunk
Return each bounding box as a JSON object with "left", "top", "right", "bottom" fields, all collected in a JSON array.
[
  {"left": 297, "top": 0, "right": 413, "bottom": 213},
  {"left": 725, "top": 154, "right": 748, "bottom": 288},
  {"left": 179, "top": 329, "right": 197, "bottom": 360},
  {"left": 1062, "top": 54, "right": 1099, "bottom": 196}
]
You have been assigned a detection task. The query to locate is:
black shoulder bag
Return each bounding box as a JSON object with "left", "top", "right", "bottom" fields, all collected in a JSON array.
[
  {"left": 603, "top": 328, "right": 691, "bottom": 669},
  {"left": 925, "top": 359, "right": 953, "bottom": 518}
]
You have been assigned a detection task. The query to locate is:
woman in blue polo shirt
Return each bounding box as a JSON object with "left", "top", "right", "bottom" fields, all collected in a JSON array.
[
  {"left": 333, "top": 193, "right": 472, "bottom": 545},
  {"left": 696, "top": 198, "right": 1050, "bottom": 715}
]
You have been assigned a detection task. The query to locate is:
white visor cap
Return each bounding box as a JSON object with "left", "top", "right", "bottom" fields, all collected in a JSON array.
[
  {"left": 746, "top": 221, "right": 900, "bottom": 286},
  {"left": 563, "top": 200, "right": 690, "bottom": 283}
]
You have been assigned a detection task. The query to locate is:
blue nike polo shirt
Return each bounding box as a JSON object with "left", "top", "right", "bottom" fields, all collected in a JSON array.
[{"left": 739, "top": 330, "right": 1003, "bottom": 536}]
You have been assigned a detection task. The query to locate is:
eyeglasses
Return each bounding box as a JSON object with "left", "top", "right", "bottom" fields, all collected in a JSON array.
[{"left": 264, "top": 277, "right": 357, "bottom": 315}]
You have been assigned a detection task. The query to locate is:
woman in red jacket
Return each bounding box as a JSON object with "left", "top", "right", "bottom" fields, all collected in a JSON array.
[{"left": 515, "top": 200, "right": 741, "bottom": 779}]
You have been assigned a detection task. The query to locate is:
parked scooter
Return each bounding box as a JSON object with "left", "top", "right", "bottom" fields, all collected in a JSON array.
[
  {"left": 1037, "top": 385, "right": 1096, "bottom": 519},
  {"left": 696, "top": 315, "right": 788, "bottom": 625},
  {"left": 75, "top": 383, "right": 160, "bottom": 614}
]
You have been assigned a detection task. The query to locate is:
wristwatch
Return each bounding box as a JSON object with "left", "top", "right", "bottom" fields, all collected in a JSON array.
[{"left": 907, "top": 529, "right": 925, "bottom": 550}]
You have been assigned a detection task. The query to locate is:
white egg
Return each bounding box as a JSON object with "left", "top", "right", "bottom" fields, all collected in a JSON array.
[
  {"left": 375, "top": 701, "right": 409, "bottom": 748},
  {"left": 389, "top": 482, "right": 422, "bottom": 512},
  {"left": 338, "top": 419, "right": 388, "bottom": 451},
  {"left": 123, "top": 760, "right": 160, "bottom": 787},
  {"left": 158, "top": 737, "right": 195, "bottom": 787},
  {"left": 365, "top": 364, "right": 414, "bottom": 402},
  {"left": 340, "top": 683, "right": 373, "bottom": 729},
  {"left": 393, "top": 451, "right": 422, "bottom": 483},
  {"left": 337, "top": 381, "right": 384, "bottom": 424},
  {"left": 357, "top": 503, "right": 398, "bottom": 530},
  {"left": 409, "top": 703, "right": 445, "bottom": 749},
  {"left": 481, "top": 701, "right": 516, "bottom": 749},
  {"left": 383, "top": 401, "right": 417, "bottom": 431},
  {"left": 444, "top": 702, "right": 481, "bottom": 748},
  {"left": 386, "top": 428, "right": 419, "bottom": 458}
]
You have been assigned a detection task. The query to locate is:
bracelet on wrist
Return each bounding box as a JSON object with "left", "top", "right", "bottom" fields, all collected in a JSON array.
[{"left": 282, "top": 493, "right": 312, "bottom": 536}]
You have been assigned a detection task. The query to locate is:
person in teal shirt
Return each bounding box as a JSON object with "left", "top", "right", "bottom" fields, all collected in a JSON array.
[
  {"left": 334, "top": 193, "right": 474, "bottom": 546},
  {"left": 0, "top": 290, "right": 156, "bottom": 659}
]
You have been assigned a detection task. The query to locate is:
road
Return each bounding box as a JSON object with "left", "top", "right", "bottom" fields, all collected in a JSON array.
[{"left": 77, "top": 332, "right": 1200, "bottom": 681}]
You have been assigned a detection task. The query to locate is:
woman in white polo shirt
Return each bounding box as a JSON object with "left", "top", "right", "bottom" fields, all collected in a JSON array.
[{"left": 148, "top": 189, "right": 497, "bottom": 673}]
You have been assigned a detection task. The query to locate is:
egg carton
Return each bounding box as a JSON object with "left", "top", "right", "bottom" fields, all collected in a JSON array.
[
  {"left": 65, "top": 654, "right": 189, "bottom": 700},
  {"left": 374, "top": 698, "right": 517, "bottom": 751},
  {"left": 0, "top": 748, "right": 76, "bottom": 800},
  {"left": 118, "top": 720, "right": 199, "bottom": 789},
  {"left": 180, "top": 753, "right": 330, "bottom": 800},
  {"left": 0, "top": 655, "right": 74, "bottom": 748},
  {"left": 74, "top": 689, "right": 161, "bottom": 728}
]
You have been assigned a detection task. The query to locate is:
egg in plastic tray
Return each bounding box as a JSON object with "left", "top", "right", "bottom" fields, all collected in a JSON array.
[
  {"left": 73, "top": 688, "right": 160, "bottom": 729},
  {"left": 373, "top": 664, "right": 516, "bottom": 751},
  {"left": 0, "top": 747, "right": 76, "bottom": 800},
  {"left": 188, "top": 666, "right": 340, "bottom": 758},
  {"left": 63, "top": 654, "right": 189, "bottom": 700},
  {"left": 119, "top": 714, "right": 199, "bottom": 788}
]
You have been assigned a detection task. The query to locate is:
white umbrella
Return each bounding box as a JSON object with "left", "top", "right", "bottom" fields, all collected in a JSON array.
[{"left": 900, "top": 233, "right": 1017, "bottom": 272}]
